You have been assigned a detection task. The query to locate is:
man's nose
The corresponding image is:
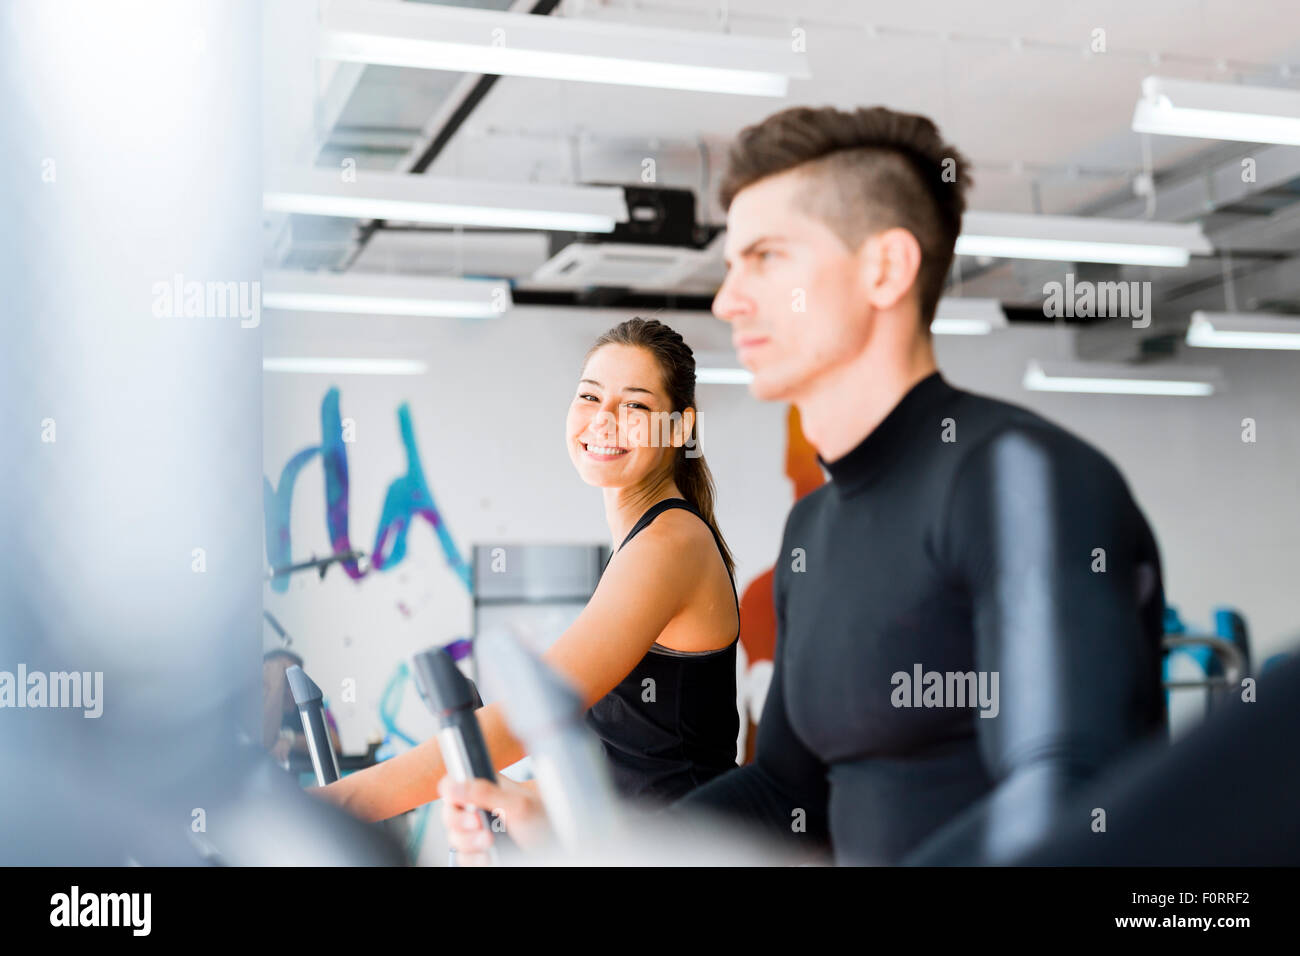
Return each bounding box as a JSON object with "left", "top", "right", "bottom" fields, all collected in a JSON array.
[{"left": 712, "top": 272, "right": 750, "bottom": 323}]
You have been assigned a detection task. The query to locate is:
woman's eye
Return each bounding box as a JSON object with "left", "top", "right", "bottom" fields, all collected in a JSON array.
[
  {"left": 624, "top": 402, "right": 648, "bottom": 411},
  {"left": 578, "top": 393, "right": 597, "bottom": 402}
]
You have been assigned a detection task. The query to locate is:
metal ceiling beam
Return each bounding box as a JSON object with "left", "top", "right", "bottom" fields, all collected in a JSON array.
[{"left": 341, "top": 0, "right": 562, "bottom": 269}]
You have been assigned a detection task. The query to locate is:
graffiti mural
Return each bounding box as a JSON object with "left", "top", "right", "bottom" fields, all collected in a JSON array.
[{"left": 263, "top": 387, "right": 471, "bottom": 594}]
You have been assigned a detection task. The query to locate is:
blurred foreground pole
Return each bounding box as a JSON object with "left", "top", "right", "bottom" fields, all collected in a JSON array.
[{"left": 0, "top": 0, "right": 265, "bottom": 863}]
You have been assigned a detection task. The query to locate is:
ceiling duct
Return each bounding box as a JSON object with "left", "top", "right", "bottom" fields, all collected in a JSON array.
[{"left": 530, "top": 183, "right": 721, "bottom": 291}]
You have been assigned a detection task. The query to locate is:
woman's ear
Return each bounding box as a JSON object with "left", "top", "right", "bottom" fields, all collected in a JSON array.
[{"left": 673, "top": 407, "right": 696, "bottom": 448}]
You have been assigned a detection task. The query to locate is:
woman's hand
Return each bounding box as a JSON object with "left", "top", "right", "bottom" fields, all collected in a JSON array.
[{"left": 438, "top": 775, "right": 550, "bottom": 855}]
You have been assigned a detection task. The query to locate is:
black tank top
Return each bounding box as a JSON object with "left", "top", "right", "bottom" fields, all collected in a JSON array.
[{"left": 584, "top": 498, "right": 740, "bottom": 804}]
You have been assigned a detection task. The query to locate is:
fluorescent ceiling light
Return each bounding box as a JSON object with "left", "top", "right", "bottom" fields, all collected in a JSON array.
[
  {"left": 263, "top": 357, "right": 428, "bottom": 375},
  {"left": 957, "top": 211, "right": 1212, "bottom": 267},
  {"left": 697, "top": 367, "right": 754, "bottom": 385},
  {"left": 319, "top": 0, "right": 809, "bottom": 97},
  {"left": 265, "top": 168, "right": 626, "bottom": 233},
  {"left": 1186, "top": 311, "right": 1300, "bottom": 350},
  {"left": 693, "top": 350, "right": 754, "bottom": 386},
  {"left": 262, "top": 270, "right": 511, "bottom": 318},
  {"left": 932, "top": 298, "right": 1007, "bottom": 335},
  {"left": 1133, "top": 76, "right": 1300, "bottom": 147},
  {"left": 1023, "top": 359, "right": 1218, "bottom": 397}
]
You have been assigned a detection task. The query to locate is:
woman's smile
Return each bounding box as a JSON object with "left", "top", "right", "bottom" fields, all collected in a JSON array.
[{"left": 582, "top": 441, "right": 630, "bottom": 461}]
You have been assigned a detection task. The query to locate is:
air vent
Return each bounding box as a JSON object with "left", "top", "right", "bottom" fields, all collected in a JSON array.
[{"left": 530, "top": 242, "right": 710, "bottom": 290}]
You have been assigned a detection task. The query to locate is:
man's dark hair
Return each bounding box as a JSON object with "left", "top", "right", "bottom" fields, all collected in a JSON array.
[{"left": 718, "top": 105, "right": 973, "bottom": 329}]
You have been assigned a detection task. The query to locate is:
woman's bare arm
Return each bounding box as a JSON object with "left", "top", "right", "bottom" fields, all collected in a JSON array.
[
  {"left": 314, "top": 515, "right": 703, "bottom": 822},
  {"left": 315, "top": 700, "right": 522, "bottom": 822}
]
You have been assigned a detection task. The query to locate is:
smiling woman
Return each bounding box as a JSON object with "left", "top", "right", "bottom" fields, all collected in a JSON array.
[
  {"left": 314, "top": 317, "right": 741, "bottom": 827},
  {"left": 566, "top": 318, "right": 735, "bottom": 583},
  {"left": 567, "top": 318, "right": 740, "bottom": 797}
]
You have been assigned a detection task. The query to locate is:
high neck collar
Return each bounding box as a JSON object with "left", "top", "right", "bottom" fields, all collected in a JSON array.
[{"left": 816, "top": 371, "right": 953, "bottom": 495}]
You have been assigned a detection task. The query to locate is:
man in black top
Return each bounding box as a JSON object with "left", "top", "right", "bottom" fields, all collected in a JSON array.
[{"left": 682, "top": 105, "right": 1168, "bottom": 865}]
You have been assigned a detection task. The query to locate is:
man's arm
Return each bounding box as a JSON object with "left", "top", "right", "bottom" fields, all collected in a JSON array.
[{"left": 906, "top": 425, "right": 1166, "bottom": 865}]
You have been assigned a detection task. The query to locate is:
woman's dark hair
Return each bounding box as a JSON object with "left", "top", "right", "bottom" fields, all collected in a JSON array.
[
  {"left": 263, "top": 648, "right": 304, "bottom": 668},
  {"left": 585, "top": 318, "right": 736, "bottom": 582}
]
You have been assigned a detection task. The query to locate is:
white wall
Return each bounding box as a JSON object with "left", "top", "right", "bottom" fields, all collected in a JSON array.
[{"left": 263, "top": 309, "right": 1299, "bottom": 755}]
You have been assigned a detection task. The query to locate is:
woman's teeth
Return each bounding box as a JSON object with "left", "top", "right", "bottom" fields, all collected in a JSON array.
[{"left": 585, "top": 444, "right": 628, "bottom": 457}]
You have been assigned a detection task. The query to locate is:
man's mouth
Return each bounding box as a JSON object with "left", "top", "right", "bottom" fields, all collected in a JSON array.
[{"left": 734, "top": 334, "right": 770, "bottom": 352}]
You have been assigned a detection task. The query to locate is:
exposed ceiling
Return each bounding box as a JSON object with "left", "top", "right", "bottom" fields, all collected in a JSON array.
[{"left": 269, "top": 0, "right": 1300, "bottom": 355}]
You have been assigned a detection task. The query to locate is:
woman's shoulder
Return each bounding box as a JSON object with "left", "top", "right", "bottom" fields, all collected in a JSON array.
[
  {"left": 618, "top": 503, "right": 722, "bottom": 584},
  {"left": 637, "top": 500, "right": 715, "bottom": 549}
]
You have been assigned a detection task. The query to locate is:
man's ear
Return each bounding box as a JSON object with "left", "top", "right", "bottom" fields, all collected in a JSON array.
[{"left": 860, "top": 227, "right": 922, "bottom": 311}]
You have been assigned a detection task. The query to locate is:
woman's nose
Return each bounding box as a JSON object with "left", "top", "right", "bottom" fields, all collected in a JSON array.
[{"left": 588, "top": 406, "right": 620, "bottom": 441}]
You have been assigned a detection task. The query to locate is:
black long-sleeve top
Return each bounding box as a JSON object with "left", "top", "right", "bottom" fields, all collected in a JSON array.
[{"left": 677, "top": 371, "right": 1167, "bottom": 865}]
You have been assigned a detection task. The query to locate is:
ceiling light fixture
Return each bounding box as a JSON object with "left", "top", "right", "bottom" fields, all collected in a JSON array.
[
  {"left": 319, "top": 0, "right": 810, "bottom": 97},
  {"left": 1186, "top": 311, "right": 1300, "bottom": 350},
  {"left": 931, "top": 297, "right": 1008, "bottom": 335},
  {"left": 957, "top": 211, "right": 1212, "bottom": 267},
  {"left": 1133, "top": 76, "right": 1300, "bottom": 146},
  {"left": 262, "top": 269, "right": 512, "bottom": 318},
  {"left": 263, "top": 357, "right": 428, "bottom": 375},
  {"left": 265, "top": 168, "right": 627, "bottom": 233},
  {"left": 1022, "top": 359, "right": 1219, "bottom": 396}
]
